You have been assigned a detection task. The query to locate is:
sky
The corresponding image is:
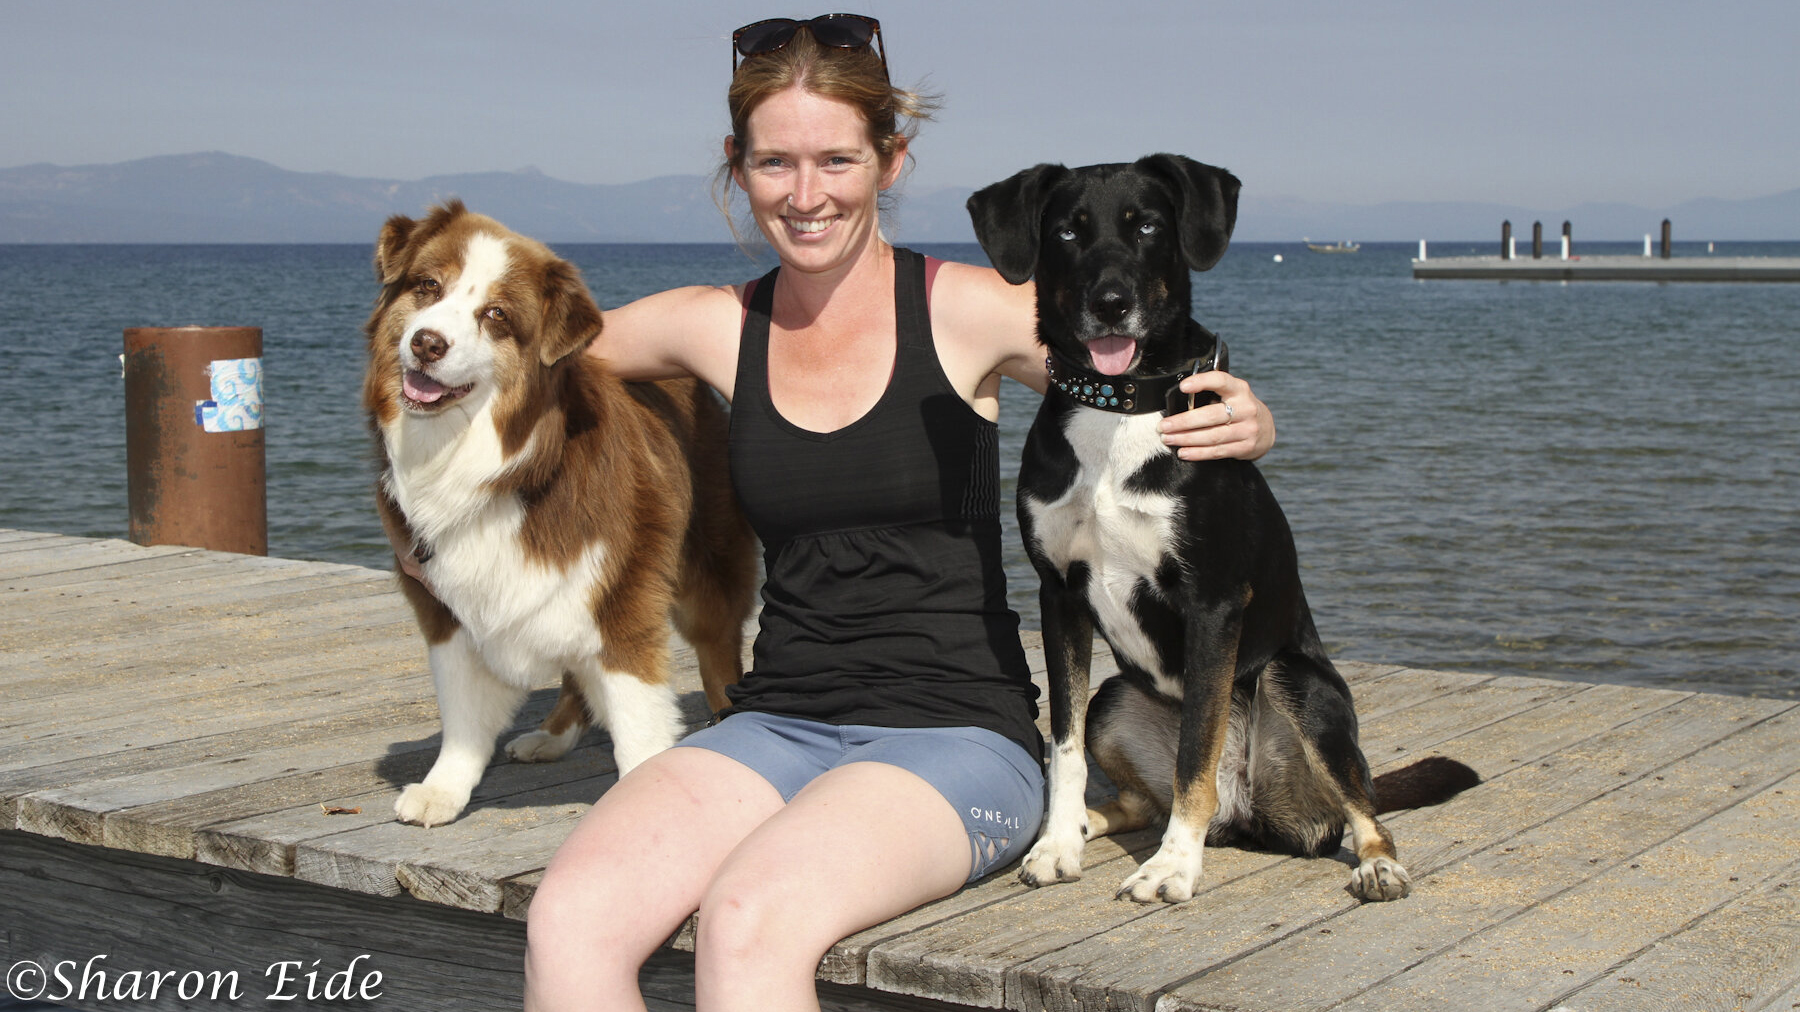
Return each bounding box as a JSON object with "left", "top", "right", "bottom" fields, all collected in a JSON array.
[{"left": 5, "top": 0, "right": 1796, "bottom": 211}]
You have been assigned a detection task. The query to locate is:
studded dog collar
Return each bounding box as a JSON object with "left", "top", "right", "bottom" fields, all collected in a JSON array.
[{"left": 1045, "top": 334, "right": 1230, "bottom": 417}]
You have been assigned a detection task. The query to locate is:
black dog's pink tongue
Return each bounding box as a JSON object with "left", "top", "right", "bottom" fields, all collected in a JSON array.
[
  {"left": 403, "top": 369, "right": 448, "bottom": 403},
  {"left": 1086, "top": 336, "right": 1138, "bottom": 375}
]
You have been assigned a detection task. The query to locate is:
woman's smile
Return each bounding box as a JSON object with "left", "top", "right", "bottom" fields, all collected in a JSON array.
[
  {"left": 784, "top": 213, "right": 841, "bottom": 236},
  {"left": 732, "top": 86, "right": 903, "bottom": 271}
]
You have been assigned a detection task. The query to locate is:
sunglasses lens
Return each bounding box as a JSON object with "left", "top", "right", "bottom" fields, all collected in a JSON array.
[
  {"left": 807, "top": 14, "right": 876, "bottom": 48},
  {"left": 735, "top": 18, "right": 799, "bottom": 57}
]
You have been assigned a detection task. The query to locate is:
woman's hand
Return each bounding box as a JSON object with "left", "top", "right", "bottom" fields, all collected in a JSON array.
[
  {"left": 384, "top": 524, "right": 434, "bottom": 591},
  {"left": 1157, "top": 371, "right": 1275, "bottom": 462}
]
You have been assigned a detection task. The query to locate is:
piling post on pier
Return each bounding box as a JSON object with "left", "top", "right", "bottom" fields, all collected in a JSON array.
[
  {"left": 122, "top": 326, "right": 268, "bottom": 555},
  {"left": 1532, "top": 221, "right": 1543, "bottom": 259},
  {"left": 1501, "top": 220, "right": 1512, "bottom": 260},
  {"left": 1562, "top": 221, "right": 1572, "bottom": 261},
  {"left": 1661, "top": 219, "right": 1673, "bottom": 259}
]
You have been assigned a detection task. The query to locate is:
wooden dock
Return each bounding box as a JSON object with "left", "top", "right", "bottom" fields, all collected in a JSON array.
[
  {"left": 1411, "top": 255, "right": 1800, "bottom": 282},
  {"left": 3, "top": 528, "right": 1797, "bottom": 1011}
]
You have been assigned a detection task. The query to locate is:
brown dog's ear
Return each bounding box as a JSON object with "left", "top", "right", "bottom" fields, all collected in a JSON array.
[
  {"left": 966, "top": 163, "right": 1069, "bottom": 285},
  {"left": 375, "top": 214, "right": 418, "bottom": 284},
  {"left": 1134, "top": 154, "right": 1240, "bottom": 272},
  {"left": 537, "top": 258, "right": 603, "bottom": 366},
  {"left": 376, "top": 200, "right": 473, "bottom": 284}
]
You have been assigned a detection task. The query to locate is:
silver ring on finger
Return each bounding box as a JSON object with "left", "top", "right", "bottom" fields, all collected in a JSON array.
[{"left": 1222, "top": 401, "right": 1235, "bottom": 424}]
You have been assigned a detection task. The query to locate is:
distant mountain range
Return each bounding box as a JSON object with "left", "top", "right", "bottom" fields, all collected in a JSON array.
[{"left": 2, "top": 152, "right": 1795, "bottom": 244}]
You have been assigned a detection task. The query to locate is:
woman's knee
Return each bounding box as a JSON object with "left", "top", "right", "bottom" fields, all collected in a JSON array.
[
  {"left": 527, "top": 861, "right": 656, "bottom": 967},
  {"left": 695, "top": 872, "right": 830, "bottom": 970}
]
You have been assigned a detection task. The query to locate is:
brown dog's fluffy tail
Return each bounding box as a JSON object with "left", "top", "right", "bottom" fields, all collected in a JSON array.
[{"left": 1372, "top": 756, "right": 1481, "bottom": 815}]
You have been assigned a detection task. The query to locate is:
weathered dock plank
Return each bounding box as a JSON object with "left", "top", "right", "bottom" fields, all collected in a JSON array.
[
  {"left": 1338, "top": 773, "right": 1800, "bottom": 1012},
  {"left": 0, "top": 649, "right": 426, "bottom": 776},
  {"left": 4, "top": 529, "right": 1797, "bottom": 1011},
  {"left": 15, "top": 706, "right": 444, "bottom": 854},
  {"left": 0, "top": 566, "right": 396, "bottom": 655},
  {"left": 2, "top": 830, "right": 543, "bottom": 1011},
  {"left": 865, "top": 680, "right": 1691, "bottom": 1010},
  {"left": 1152, "top": 696, "right": 1796, "bottom": 1012},
  {"left": 1549, "top": 860, "right": 1800, "bottom": 1011}
]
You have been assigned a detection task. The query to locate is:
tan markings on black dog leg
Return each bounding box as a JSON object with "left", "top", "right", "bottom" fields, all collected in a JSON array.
[
  {"left": 1116, "top": 650, "right": 1236, "bottom": 904},
  {"left": 1345, "top": 805, "right": 1411, "bottom": 901},
  {"left": 1087, "top": 789, "right": 1159, "bottom": 838},
  {"left": 1333, "top": 744, "right": 1410, "bottom": 901}
]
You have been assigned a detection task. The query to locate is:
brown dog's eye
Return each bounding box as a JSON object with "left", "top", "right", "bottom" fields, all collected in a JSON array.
[
  {"left": 484, "top": 306, "right": 507, "bottom": 323},
  {"left": 413, "top": 277, "right": 440, "bottom": 297}
]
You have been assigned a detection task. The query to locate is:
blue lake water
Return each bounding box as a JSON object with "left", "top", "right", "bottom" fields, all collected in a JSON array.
[{"left": 1, "top": 240, "right": 1795, "bottom": 699}]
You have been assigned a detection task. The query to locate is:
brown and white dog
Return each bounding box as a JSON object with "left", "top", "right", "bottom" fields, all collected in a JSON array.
[{"left": 364, "top": 201, "right": 756, "bottom": 827}]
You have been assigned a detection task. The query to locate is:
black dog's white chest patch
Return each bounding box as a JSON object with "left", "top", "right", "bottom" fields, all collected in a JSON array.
[{"left": 1022, "top": 410, "right": 1184, "bottom": 692}]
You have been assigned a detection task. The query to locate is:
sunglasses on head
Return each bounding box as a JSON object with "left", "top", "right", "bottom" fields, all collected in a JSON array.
[{"left": 732, "top": 14, "right": 886, "bottom": 75}]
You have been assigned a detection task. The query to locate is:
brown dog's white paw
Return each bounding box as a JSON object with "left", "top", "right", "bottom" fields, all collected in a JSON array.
[
  {"left": 505, "top": 726, "right": 580, "bottom": 763},
  {"left": 394, "top": 781, "right": 469, "bottom": 827},
  {"left": 1349, "top": 856, "right": 1411, "bottom": 901}
]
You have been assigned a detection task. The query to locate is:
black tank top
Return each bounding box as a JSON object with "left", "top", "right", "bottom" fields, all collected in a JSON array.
[{"left": 724, "top": 248, "right": 1041, "bottom": 757}]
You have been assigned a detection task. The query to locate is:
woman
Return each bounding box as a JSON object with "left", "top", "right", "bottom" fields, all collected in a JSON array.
[{"left": 518, "top": 16, "right": 1273, "bottom": 1011}]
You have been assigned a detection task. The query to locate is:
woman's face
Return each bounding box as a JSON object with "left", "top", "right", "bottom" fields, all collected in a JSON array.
[{"left": 731, "top": 86, "right": 904, "bottom": 274}]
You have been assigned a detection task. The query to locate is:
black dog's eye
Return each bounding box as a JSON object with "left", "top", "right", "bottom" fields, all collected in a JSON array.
[
  {"left": 1138, "top": 223, "right": 1158, "bottom": 236},
  {"left": 1057, "top": 228, "right": 1077, "bottom": 242}
]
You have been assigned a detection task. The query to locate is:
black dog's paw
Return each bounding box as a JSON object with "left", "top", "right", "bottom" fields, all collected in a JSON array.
[
  {"left": 1349, "top": 856, "right": 1411, "bottom": 901},
  {"left": 1018, "top": 833, "right": 1085, "bottom": 886}
]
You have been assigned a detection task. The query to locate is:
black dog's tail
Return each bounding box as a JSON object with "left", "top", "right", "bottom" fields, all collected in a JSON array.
[{"left": 1372, "top": 756, "right": 1481, "bottom": 814}]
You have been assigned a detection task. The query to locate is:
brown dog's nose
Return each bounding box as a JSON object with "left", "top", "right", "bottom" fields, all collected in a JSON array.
[{"left": 411, "top": 329, "right": 449, "bottom": 363}]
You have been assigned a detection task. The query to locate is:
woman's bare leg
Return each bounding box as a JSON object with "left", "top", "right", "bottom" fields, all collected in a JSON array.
[
  {"left": 692, "top": 761, "right": 971, "bottom": 1012},
  {"left": 524, "top": 746, "right": 784, "bottom": 1012}
]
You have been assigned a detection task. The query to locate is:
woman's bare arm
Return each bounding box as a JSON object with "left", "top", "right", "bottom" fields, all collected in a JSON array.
[{"left": 582, "top": 283, "right": 746, "bottom": 400}]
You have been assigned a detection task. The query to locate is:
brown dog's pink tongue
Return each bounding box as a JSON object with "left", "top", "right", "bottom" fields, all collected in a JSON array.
[
  {"left": 404, "top": 370, "right": 448, "bottom": 403},
  {"left": 1086, "top": 336, "right": 1138, "bottom": 375}
]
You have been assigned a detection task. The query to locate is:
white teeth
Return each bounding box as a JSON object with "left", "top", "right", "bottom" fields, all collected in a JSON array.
[{"left": 788, "top": 217, "right": 833, "bottom": 233}]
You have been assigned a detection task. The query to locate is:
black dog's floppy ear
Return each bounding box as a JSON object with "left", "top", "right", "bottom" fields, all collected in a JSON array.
[
  {"left": 1135, "top": 154, "right": 1240, "bottom": 272},
  {"left": 966, "top": 163, "right": 1069, "bottom": 285}
]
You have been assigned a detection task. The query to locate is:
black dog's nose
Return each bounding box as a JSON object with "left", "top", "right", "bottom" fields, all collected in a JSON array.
[
  {"left": 1089, "top": 284, "right": 1133, "bottom": 327},
  {"left": 411, "top": 329, "right": 449, "bottom": 363}
]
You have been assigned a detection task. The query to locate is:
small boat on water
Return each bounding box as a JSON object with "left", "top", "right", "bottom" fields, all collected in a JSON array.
[{"left": 1305, "top": 239, "right": 1361, "bottom": 253}]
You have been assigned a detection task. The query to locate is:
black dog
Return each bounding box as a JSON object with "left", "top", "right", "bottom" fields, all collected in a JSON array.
[{"left": 968, "top": 154, "right": 1476, "bottom": 903}]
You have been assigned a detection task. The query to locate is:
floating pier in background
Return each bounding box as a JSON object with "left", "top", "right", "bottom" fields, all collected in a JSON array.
[
  {"left": 1413, "top": 254, "right": 1800, "bottom": 282},
  {"left": 1415, "top": 217, "right": 1800, "bottom": 281},
  {"left": 4, "top": 530, "right": 1798, "bottom": 1010}
]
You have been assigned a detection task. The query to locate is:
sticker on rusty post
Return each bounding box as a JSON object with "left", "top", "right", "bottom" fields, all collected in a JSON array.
[{"left": 195, "top": 357, "right": 264, "bottom": 432}]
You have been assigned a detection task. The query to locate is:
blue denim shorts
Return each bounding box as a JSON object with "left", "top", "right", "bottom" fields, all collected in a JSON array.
[{"left": 673, "top": 711, "right": 1045, "bottom": 883}]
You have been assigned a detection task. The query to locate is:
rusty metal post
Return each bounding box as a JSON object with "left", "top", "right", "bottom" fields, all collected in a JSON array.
[
  {"left": 1532, "top": 221, "right": 1543, "bottom": 259},
  {"left": 1661, "top": 218, "right": 1673, "bottom": 259},
  {"left": 1501, "top": 220, "right": 1512, "bottom": 260},
  {"left": 123, "top": 327, "right": 267, "bottom": 555}
]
